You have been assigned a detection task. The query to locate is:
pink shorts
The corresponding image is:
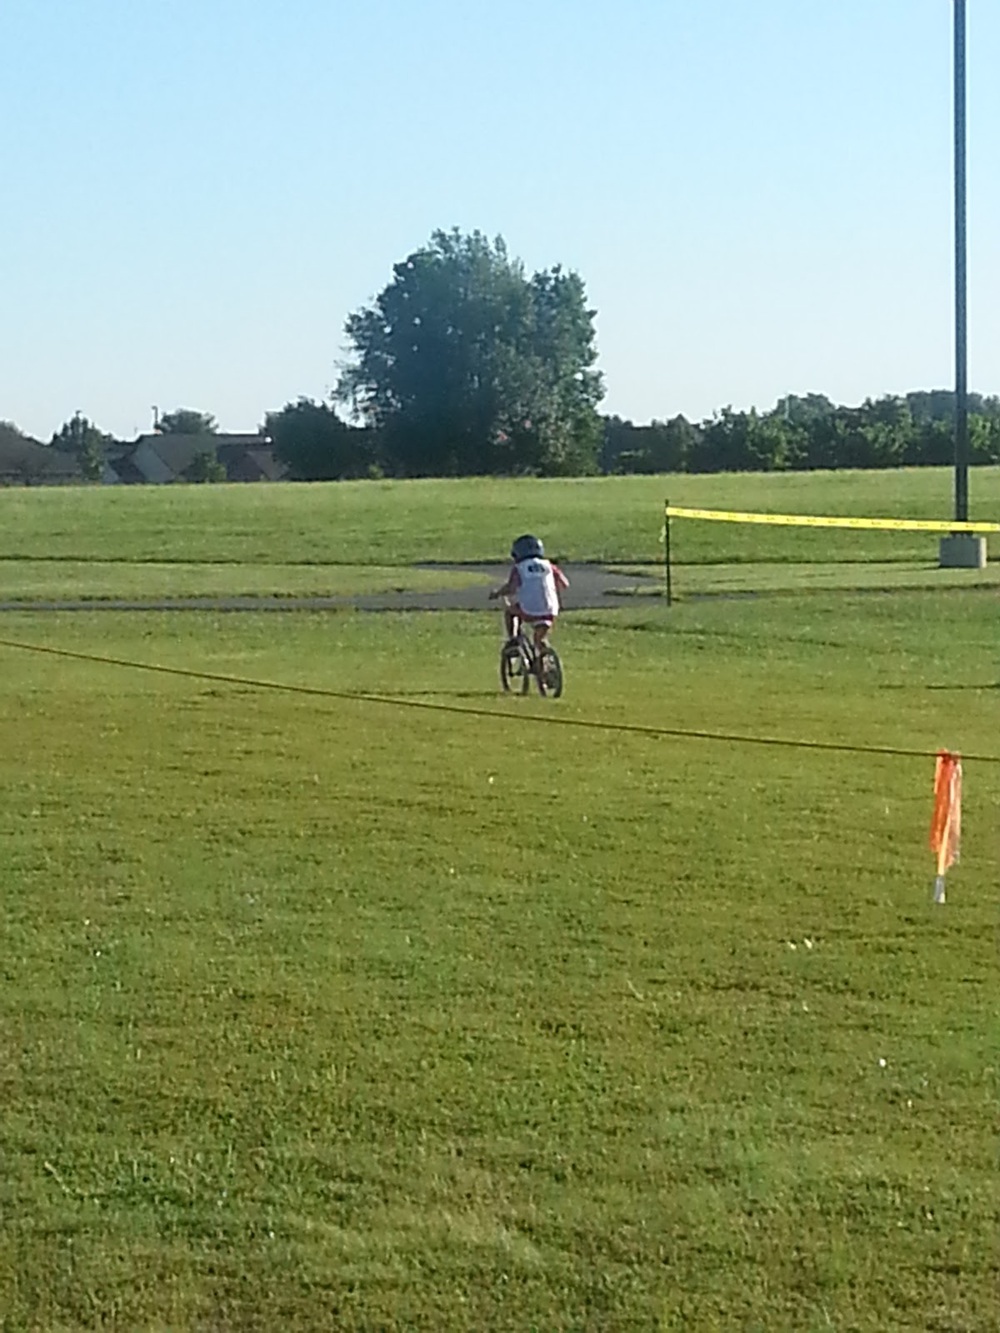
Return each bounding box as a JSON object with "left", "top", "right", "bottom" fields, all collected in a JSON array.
[{"left": 512, "top": 605, "right": 554, "bottom": 629}]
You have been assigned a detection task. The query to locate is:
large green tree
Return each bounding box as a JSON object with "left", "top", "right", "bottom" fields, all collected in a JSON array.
[
  {"left": 0, "top": 420, "right": 35, "bottom": 451},
  {"left": 50, "top": 412, "right": 112, "bottom": 481},
  {"left": 689, "top": 407, "right": 794, "bottom": 473},
  {"left": 601, "top": 414, "right": 700, "bottom": 474},
  {"left": 265, "top": 399, "right": 375, "bottom": 480},
  {"left": 337, "top": 229, "right": 603, "bottom": 477},
  {"left": 158, "top": 408, "right": 217, "bottom": 435}
]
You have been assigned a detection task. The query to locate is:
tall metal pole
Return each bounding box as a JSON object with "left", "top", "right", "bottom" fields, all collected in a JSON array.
[{"left": 954, "top": 0, "right": 969, "bottom": 523}]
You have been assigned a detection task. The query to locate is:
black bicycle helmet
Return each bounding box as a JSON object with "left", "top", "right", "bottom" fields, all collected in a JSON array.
[{"left": 511, "top": 534, "right": 544, "bottom": 561}]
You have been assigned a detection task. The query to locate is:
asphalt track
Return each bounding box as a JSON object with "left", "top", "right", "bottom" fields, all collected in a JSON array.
[{"left": 0, "top": 563, "right": 661, "bottom": 613}]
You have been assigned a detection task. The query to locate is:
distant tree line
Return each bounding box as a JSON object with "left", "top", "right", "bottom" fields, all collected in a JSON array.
[
  {"left": 600, "top": 391, "right": 1000, "bottom": 475},
  {"left": 264, "top": 230, "right": 997, "bottom": 480},
  {"left": 4, "top": 228, "right": 996, "bottom": 482},
  {"left": 267, "top": 388, "right": 1000, "bottom": 481},
  {"left": 10, "top": 390, "right": 997, "bottom": 486}
]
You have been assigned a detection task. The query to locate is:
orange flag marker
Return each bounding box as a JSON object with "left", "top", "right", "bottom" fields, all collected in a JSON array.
[{"left": 929, "top": 751, "right": 962, "bottom": 903}]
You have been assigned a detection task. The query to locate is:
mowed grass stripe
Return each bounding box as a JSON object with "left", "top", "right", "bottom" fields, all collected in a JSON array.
[
  {"left": 2, "top": 626, "right": 1000, "bottom": 765},
  {"left": 2, "top": 466, "right": 1000, "bottom": 568}
]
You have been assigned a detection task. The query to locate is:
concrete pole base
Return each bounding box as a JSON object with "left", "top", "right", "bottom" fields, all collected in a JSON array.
[{"left": 938, "top": 534, "right": 987, "bottom": 569}]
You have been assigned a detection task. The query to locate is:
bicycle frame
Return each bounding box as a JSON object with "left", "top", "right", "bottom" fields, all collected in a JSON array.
[
  {"left": 499, "top": 598, "right": 562, "bottom": 698},
  {"left": 503, "top": 596, "right": 548, "bottom": 652}
]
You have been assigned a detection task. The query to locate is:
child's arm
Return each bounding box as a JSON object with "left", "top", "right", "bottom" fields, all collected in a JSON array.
[{"left": 489, "top": 566, "right": 518, "bottom": 599}]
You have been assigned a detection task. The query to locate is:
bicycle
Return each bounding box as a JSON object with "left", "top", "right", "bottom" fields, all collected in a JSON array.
[{"left": 498, "top": 603, "right": 563, "bottom": 698}]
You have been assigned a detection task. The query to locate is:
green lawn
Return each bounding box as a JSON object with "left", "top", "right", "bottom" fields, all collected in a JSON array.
[
  {"left": 0, "top": 474, "right": 998, "bottom": 1329},
  {"left": 2, "top": 466, "right": 1000, "bottom": 573},
  {"left": 617, "top": 558, "right": 1000, "bottom": 598},
  {"left": 0, "top": 560, "right": 488, "bottom": 603}
]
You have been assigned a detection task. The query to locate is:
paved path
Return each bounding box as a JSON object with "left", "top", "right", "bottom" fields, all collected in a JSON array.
[{"left": 0, "top": 564, "right": 661, "bottom": 613}]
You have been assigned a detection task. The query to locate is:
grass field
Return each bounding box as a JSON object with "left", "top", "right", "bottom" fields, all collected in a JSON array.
[
  {"left": 2, "top": 467, "right": 1000, "bottom": 604},
  {"left": 0, "top": 562, "right": 489, "bottom": 604},
  {"left": 3, "top": 465, "right": 1000, "bottom": 568},
  {"left": 1, "top": 471, "right": 998, "bottom": 1329}
]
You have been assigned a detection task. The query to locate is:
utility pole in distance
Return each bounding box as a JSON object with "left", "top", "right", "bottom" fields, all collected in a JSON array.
[
  {"left": 954, "top": 0, "right": 968, "bottom": 524},
  {"left": 939, "top": 0, "right": 985, "bottom": 568}
]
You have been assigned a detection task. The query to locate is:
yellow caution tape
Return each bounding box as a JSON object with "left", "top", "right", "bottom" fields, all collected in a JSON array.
[{"left": 664, "top": 504, "right": 1000, "bottom": 534}]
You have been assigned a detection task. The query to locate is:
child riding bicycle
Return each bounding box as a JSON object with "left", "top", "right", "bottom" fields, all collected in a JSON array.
[{"left": 489, "top": 534, "right": 569, "bottom": 648}]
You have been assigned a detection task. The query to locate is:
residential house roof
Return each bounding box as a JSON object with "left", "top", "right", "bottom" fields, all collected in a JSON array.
[
  {"left": 0, "top": 434, "right": 84, "bottom": 485},
  {"left": 131, "top": 433, "right": 223, "bottom": 481},
  {"left": 103, "top": 455, "right": 147, "bottom": 485},
  {"left": 129, "top": 433, "right": 285, "bottom": 483},
  {"left": 216, "top": 442, "right": 287, "bottom": 482}
]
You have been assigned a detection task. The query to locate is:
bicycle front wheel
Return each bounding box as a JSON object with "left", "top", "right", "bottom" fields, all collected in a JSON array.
[
  {"left": 537, "top": 645, "right": 563, "bottom": 698},
  {"left": 501, "top": 644, "right": 531, "bottom": 694}
]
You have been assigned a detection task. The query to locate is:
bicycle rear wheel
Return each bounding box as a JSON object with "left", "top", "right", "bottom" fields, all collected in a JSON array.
[
  {"left": 500, "top": 643, "right": 531, "bottom": 694},
  {"left": 537, "top": 645, "right": 563, "bottom": 698}
]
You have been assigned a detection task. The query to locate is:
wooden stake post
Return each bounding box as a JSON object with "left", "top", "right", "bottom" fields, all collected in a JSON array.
[{"left": 664, "top": 501, "right": 673, "bottom": 606}]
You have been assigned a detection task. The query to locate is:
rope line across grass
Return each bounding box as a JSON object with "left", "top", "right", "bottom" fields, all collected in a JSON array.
[{"left": 1, "top": 634, "right": 996, "bottom": 765}]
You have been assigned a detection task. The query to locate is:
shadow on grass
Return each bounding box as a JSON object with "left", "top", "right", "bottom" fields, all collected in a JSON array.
[
  {"left": 924, "top": 682, "right": 1000, "bottom": 691},
  {"left": 877, "top": 682, "right": 1000, "bottom": 692}
]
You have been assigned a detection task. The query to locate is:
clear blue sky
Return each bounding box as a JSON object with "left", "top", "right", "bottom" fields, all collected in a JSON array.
[{"left": 2, "top": 0, "right": 997, "bottom": 440}]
